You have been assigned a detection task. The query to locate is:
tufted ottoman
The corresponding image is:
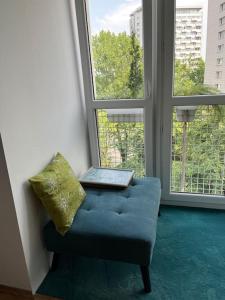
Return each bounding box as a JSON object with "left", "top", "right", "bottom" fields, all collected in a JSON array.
[{"left": 43, "top": 177, "right": 161, "bottom": 293}]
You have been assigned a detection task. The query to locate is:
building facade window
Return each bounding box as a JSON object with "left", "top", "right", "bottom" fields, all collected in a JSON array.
[
  {"left": 220, "top": 2, "right": 225, "bottom": 12},
  {"left": 216, "top": 71, "right": 222, "bottom": 78},
  {"left": 217, "top": 58, "right": 223, "bottom": 65},
  {"left": 219, "top": 16, "right": 225, "bottom": 25},
  {"left": 218, "top": 44, "right": 224, "bottom": 52},
  {"left": 218, "top": 30, "right": 225, "bottom": 39}
]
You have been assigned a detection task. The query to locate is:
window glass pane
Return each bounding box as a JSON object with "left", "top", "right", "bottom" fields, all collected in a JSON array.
[
  {"left": 96, "top": 109, "right": 145, "bottom": 176},
  {"left": 171, "top": 105, "right": 225, "bottom": 195},
  {"left": 87, "top": 0, "right": 144, "bottom": 100},
  {"left": 174, "top": 0, "right": 225, "bottom": 96}
]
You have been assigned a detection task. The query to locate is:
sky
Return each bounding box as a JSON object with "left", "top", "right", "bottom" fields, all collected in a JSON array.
[
  {"left": 88, "top": 0, "right": 141, "bottom": 34},
  {"left": 88, "top": 0, "right": 207, "bottom": 34}
]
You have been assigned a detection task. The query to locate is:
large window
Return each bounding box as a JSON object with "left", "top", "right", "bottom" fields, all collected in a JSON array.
[
  {"left": 171, "top": 105, "right": 225, "bottom": 195},
  {"left": 76, "top": 0, "right": 153, "bottom": 177},
  {"left": 88, "top": 0, "right": 144, "bottom": 100},
  {"left": 163, "top": 0, "right": 225, "bottom": 206},
  {"left": 76, "top": 0, "right": 225, "bottom": 208},
  {"left": 168, "top": 0, "right": 225, "bottom": 198}
]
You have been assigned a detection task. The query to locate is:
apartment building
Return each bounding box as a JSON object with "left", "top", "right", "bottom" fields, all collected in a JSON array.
[
  {"left": 204, "top": 0, "right": 225, "bottom": 92},
  {"left": 130, "top": 6, "right": 203, "bottom": 61},
  {"left": 176, "top": 7, "right": 203, "bottom": 60},
  {"left": 130, "top": 7, "right": 143, "bottom": 46}
]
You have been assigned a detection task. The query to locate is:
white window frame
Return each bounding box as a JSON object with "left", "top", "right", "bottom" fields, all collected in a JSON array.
[
  {"left": 74, "top": 0, "right": 225, "bottom": 209},
  {"left": 75, "top": 0, "right": 156, "bottom": 176},
  {"left": 161, "top": 0, "right": 225, "bottom": 209}
]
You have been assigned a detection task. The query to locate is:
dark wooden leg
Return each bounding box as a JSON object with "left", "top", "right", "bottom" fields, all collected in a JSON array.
[
  {"left": 51, "top": 253, "right": 59, "bottom": 271},
  {"left": 140, "top": 265, "right": 151, "bottom": 293}
]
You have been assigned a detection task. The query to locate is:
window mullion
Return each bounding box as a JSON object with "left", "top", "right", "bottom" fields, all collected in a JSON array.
[
  {"left": 91, "top": 99, "right": 146, "bottom": 110},
  {"left": 172, "top": 95, "right": 225, "bottom": 106},
  {"left": 161, "top": 0, "right": 175, "bottom": 200},
  {"left": 143, "top": 0, "right": 154, "bottom": 176}
]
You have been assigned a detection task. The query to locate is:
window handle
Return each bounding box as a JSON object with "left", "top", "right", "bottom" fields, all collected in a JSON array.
[{"left": 146, "top": 80, "right": 152, "bottom": 98}]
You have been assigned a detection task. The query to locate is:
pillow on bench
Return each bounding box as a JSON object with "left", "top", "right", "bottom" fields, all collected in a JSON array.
[{"left": 29, "top": 153, "right": 86, "bottom": 235}]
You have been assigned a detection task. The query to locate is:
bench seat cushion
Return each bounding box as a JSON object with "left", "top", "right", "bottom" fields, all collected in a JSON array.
[{"left": 43, "top": 177, "right": 161, "bottom": 266}]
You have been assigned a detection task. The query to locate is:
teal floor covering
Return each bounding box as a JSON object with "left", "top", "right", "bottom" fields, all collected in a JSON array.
[{"left": 38, "top": 206, "right": 225, "bottom": 300}]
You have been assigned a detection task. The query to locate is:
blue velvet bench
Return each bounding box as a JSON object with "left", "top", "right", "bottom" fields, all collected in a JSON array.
[{"left": 43, "top": 177, "right": 161, "bottom": 293}]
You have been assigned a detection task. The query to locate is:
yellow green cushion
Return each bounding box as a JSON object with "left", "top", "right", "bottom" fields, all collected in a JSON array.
[{"left": 29, "top": 153, "right": 86, "bottom": 235}]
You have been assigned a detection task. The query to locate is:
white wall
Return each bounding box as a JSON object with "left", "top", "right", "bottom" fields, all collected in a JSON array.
[
  {"left": 0, "top": 134, "right": 31, "bottom": 291},
  {"left": 0, "top": 0, "right": 90, "bottom": 293}
]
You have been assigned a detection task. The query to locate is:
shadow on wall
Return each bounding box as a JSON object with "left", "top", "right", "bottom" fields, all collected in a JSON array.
[{"left": 21, "top": 171, "right": 51, "bottom": 288}]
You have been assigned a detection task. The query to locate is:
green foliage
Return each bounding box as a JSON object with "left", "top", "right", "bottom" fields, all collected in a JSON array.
[
  {"left": 97, "top": 110, "right": 145, "bottom": 177},
  {"left": 92, "top": 31, "right": 225, "bottom": 190},
  {"left": 92, "top": 31, "right": 144, "bottom": 100},
  {"left": 92, "top": 31, "right": 132, "bottom": 99},
  {"left": 188, "top": 58, "right": 205, "bottom": 85},
  {"left": 172, "top": 105, "right": 225, "bottom": 194},
  {"left": 92, "top": 31, "right": 145, "bottom": 176},
  {"left": 174, "top": 59, "right": 218, "bottom": 96},
  {"left": 128, "top": 33, "right": 144, "bottom": 98}
]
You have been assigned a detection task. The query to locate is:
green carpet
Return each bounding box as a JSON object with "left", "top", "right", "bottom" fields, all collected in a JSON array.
[{"left": 38, "top": 206, "right": 225, "bottom": 300}]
